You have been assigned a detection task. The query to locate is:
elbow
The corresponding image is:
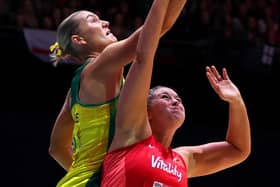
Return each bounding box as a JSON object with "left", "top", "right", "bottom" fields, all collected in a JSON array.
[
  {"left": 227, "top": 140, "right": 251, "bottom": 165},
  {"left": 229, "top": 147, "right": 251, "bottom": 168},
  {"left": 48, "top": 144, "right": 58, "bottom": 159},
  {"left": 48, "top": 146, "right": 72, "bottom": 171},
  {"left": 48, "top": 146, "right": 55, "bottom": 158},
  {"left": 242, "top": 145, "right": 251, "bottom": 161},
  {"left": 239, "top": 150, "right": 251, "bottom": 163},
  {"left": 241, "top": 139, "right": 252, "bottom": 161},
  {"left": 237, "top": 144, "right": 251, "bottom": 164},
  {"left": 235, "top": 151, "right": 251, "bottom": 167}
]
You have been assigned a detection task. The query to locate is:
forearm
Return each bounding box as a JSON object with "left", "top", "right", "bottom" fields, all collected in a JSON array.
[
  {"left": 161, "top": 0, "right": 187, "bottom": 36},
  {"left": 48, "top": 89, "right": 74, "bottom": 171},
  {"left": 101, "top": 0, "right": 187, "bottom": 71},
  {"left": 126, "top": 0, "right": 187, "bottom": 52},
  {"left": 49, "top": 123, "right": 74, "bottom": 171},
  {"left": 138, "top": 0, "right": 170, "bottom": 58},
  {"left": 226, "top": 97, "right": 251, "bottom": 158},
  {"left": 49, "top": 146, "right": 73, "bottom": 171}
]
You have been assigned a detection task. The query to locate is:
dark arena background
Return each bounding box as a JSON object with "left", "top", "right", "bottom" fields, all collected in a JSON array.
[{"left": 1, "top": 0, "right": 279, "bottom": 186}]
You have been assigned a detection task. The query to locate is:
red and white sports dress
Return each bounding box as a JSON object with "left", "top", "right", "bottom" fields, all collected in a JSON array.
[{"left": 101, "top": 135, "right": 188, "bottom": 187}]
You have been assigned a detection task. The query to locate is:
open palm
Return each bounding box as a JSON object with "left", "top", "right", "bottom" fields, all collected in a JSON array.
[{"left": 206, "top": 66, "right": 241, "bottom": 103}]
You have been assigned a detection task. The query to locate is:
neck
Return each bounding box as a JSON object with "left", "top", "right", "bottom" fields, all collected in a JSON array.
[
  {"left": 154, "top": 131, "right": 175, "bottom": 149},
  {"left": 87, "top": 52, "right": 100, "bottom": 59}
]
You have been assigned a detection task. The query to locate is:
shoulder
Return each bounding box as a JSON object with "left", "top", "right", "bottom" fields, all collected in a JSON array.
[{"left": 173, "top": 146, "right": 199, "bottom": 176}]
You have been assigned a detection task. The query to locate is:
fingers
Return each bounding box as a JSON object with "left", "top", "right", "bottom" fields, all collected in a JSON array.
[
  {"left": 222, "top": 68, "right": 230, "bottom": 80},
  {"left": 211, "top": 65, "right": 223, "bottom": 81},
  {"left": 206, "top": 65, "right": 229, "bottom": 81},
  {"left": 206, "top": 65, "right": 221, "bottom": 83},
  {"left": 205, "top": 66, "right": 218, "bottom": 89}
]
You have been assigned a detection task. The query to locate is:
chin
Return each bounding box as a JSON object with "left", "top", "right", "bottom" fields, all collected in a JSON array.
[
  {"left": 169, "top": 116, "right": 184, "bottom": 126},
  {"left": 108, "top": 34, "right": 117, "bottom": 42},
  {"left": 112, "top": 37, "right": 118, "bottom": 42},
  {"left": 108, "top": 37, "right": 117, "bottom": 44}
]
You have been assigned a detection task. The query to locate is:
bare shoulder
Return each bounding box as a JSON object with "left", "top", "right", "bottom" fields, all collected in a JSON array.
[
  {"left": 173, "top": 146, "right": 193, "bottom": 167},
  {"left": 173, "top": 145, "right": 204, "bottom": 177}
]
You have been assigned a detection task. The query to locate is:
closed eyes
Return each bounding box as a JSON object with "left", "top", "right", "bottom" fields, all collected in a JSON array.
[{"left": 86, "top": 14, "right": 99, "bottom": 22}]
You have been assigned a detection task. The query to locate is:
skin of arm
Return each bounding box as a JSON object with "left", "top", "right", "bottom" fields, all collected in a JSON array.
[
  {"left": 49, "top": 90, "right": 74, "bottom": 171},
  {"left": 109, "top": 0, "right": 173, "bottom": 151},
  {"left": 161, "top": 0, "right": 187, "bottom": 35},
  {"left": 84, "top": 0, "right": 187, "bottom": 79},
  {"left": 174, "top": 66, "right": 251, "bottom": 178}
]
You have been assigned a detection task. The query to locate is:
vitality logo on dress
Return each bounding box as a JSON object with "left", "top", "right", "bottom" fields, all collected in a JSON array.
[{"left": 151, "top": 155, "right": 182, "bottom": 182}]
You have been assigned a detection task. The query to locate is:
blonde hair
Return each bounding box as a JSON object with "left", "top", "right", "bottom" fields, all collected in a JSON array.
[{"left": 49, "top": 11, "right": 84, "bottom": 66}]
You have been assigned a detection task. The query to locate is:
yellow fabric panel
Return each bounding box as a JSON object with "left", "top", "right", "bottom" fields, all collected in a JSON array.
[{"left": 57, "top": 103, "right": 112, "bottom": 187}]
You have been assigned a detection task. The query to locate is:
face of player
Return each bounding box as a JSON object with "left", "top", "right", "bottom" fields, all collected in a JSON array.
[
  {"left": 148, "top": 87, "right": 185, "bottom": 130},
  {"left": 76, "top": 11, "right": 118, "bottom": 52}
]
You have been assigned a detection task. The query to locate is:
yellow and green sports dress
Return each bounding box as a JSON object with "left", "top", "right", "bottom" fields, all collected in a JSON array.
[{"left": 57, "top": 60, "right": 121, "bottom": 187}]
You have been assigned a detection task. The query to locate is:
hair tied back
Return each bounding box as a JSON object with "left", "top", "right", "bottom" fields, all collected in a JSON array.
[{"left": 50, "top": 42, "right": 63, "bottom": 59}]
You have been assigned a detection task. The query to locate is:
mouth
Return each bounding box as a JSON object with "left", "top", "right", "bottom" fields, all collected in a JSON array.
[
  {"left": 170, "top": 106, "right": 185, "bottom": 113},
  {"left": 171, "top": 106, "right": 180, "bottom": 110},
  {"left": 170, "top": 108, "right": 181, "bottom": 113},
  {"left": 106, "top": 30, "right": 111, "bottom": 36}
]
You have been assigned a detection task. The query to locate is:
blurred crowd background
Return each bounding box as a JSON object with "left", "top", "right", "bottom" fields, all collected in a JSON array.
[
  {"left": 1, "top": 0, "right": 279, "bottom": 187},
  {"left": 1, "top": 0, "right": 280, "bottom": 45},
  {"left": 1, "top": 0, "right": 279, "bottom": 71}
]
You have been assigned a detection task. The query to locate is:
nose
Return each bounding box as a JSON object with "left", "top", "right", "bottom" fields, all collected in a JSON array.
[
  {"left": 102, "top": 20, "right": 109, "bottom": 28},
  {"left": 171, "top": 98, "right": 179, "bottom": 106}
]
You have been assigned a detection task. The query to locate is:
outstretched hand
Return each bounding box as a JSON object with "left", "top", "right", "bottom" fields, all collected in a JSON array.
[{"left": 206, "top": 66, "right": 241, "bottom": 103}]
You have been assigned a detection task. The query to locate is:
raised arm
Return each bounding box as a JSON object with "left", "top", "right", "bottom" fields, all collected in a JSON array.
[
  {"left": 175, "top": 66, "right": 251, "bottom": 178},
  {"left": 161, "top": 0, "right": 187, "bottom": 35},
  {"left": 49, "top": 89, "right": 74, "bottom": 171},
  {"left": 109, "top": 0, "right": 172, "bottom": 150},
  {"left": 86, "top": 0, "right": 187, "bottom": 78}
]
